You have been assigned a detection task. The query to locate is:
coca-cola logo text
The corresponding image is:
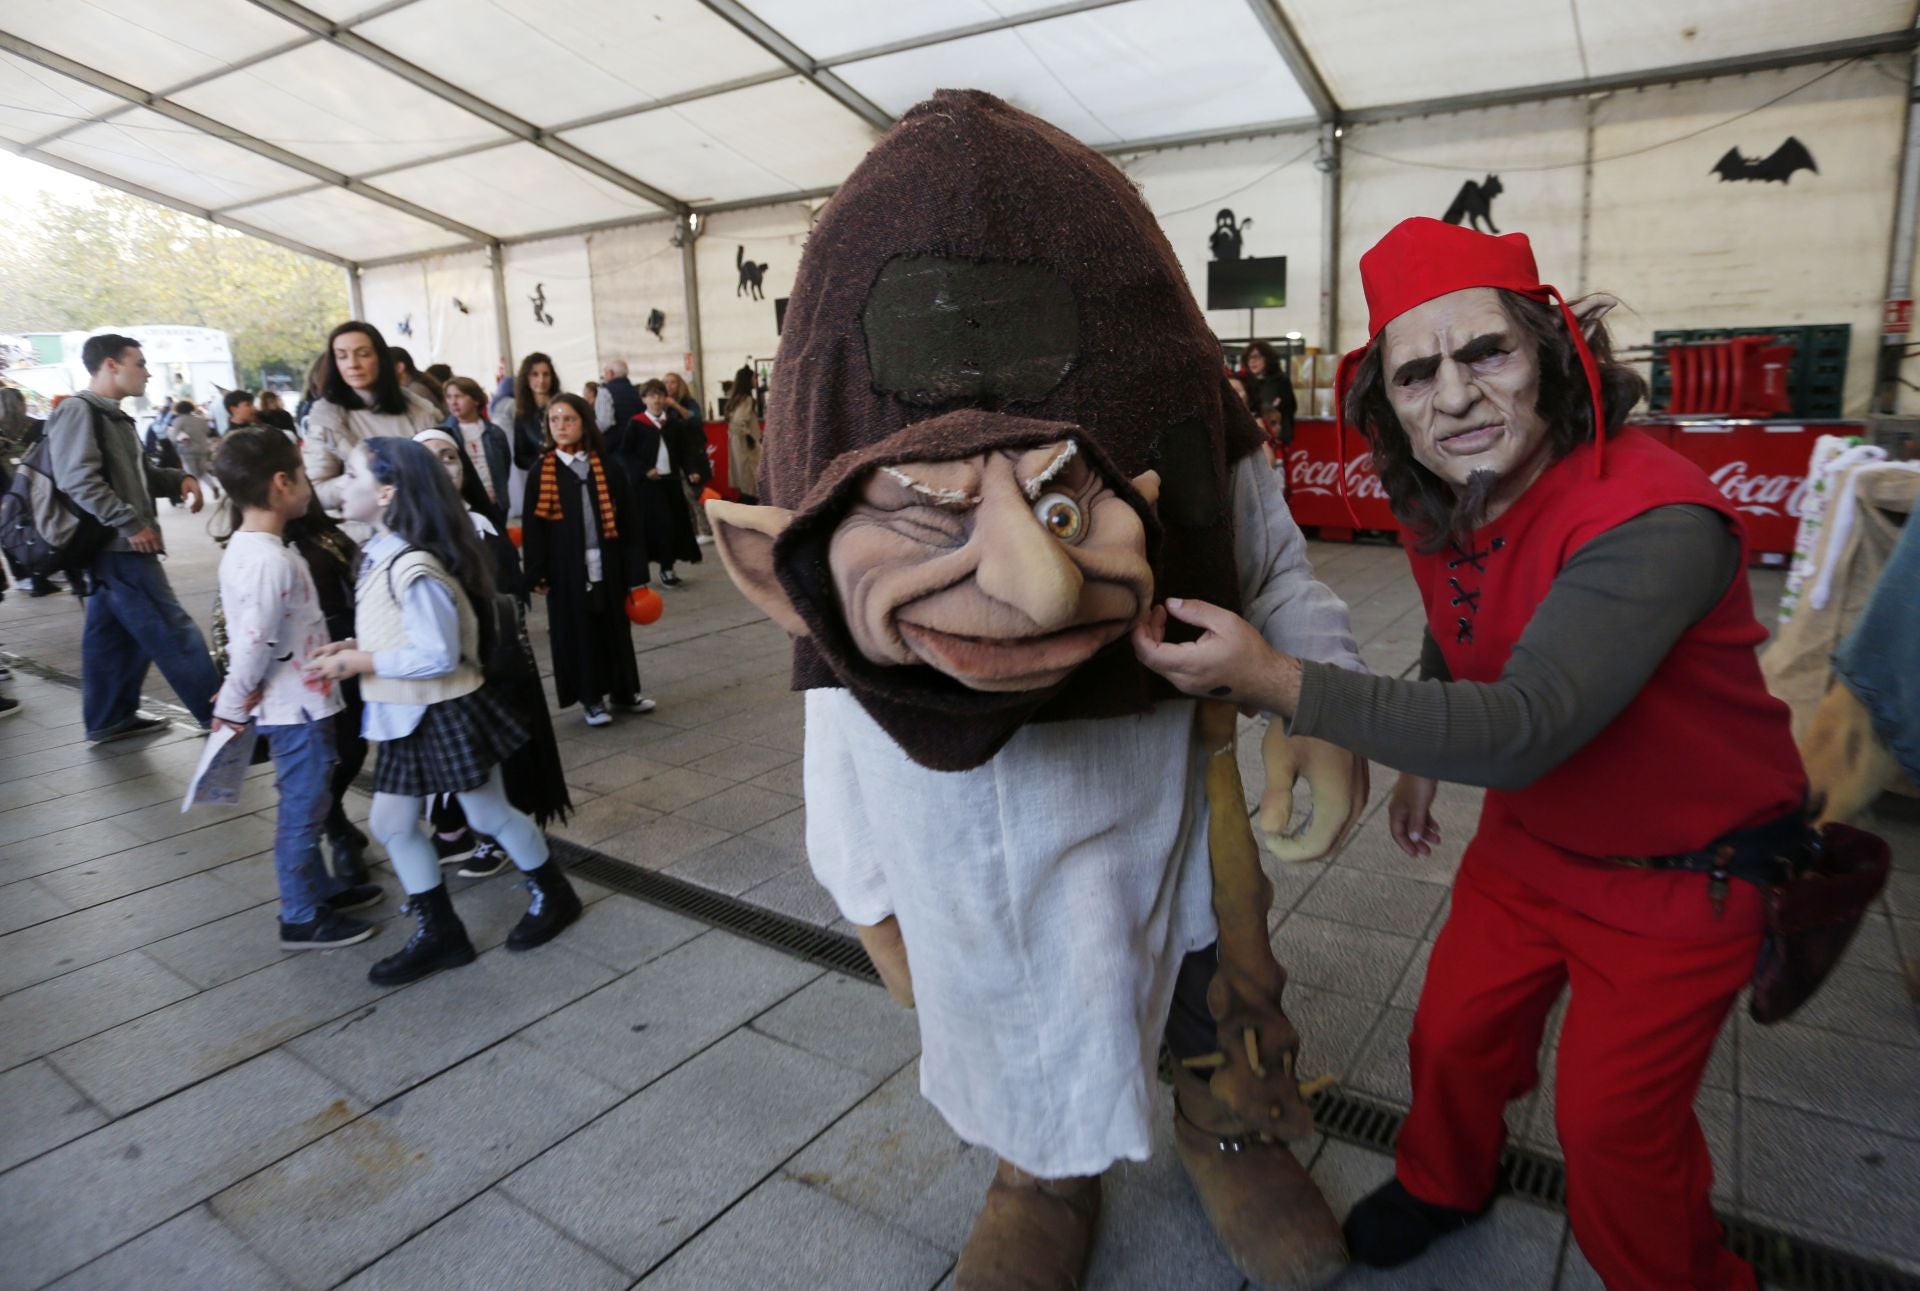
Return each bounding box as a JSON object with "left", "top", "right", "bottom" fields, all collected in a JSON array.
[
  {"left": 1708, "top": 461, "right": 1810, "bottom": 518},
  {"left": 1287, "top": 449, "right": 1390, "bottom": 500}
]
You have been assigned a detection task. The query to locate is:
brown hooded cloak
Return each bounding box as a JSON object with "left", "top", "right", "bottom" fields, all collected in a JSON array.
[{"left": 763, "top": 89, "right": 1265, "bottom": 770}]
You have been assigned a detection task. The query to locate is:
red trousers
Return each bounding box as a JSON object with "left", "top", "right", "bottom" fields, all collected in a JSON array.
[{"left": 1395, "top": 857, "right": 1759, "bottom": 1290}]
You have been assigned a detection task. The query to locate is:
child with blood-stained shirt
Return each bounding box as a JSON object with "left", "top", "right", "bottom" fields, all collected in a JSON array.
[{"left": 210, "top": 428, "right": 384, "bottom": 951}]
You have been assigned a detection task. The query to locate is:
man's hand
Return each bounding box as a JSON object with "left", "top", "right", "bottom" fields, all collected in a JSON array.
[
  {"left": 127, "top": 526, "right": 163, "bottom": 554},
  {"left": 210, "top": 717, "right": 249, "bottom": 735},
  {"left": 1131, "top": 598, "right": 1300, "bottom": 715},
  {"left": 180, "top": 477, "right": 205, "bottom": 514},
  {"left": 1388, "top": 773, "right": 1442, "bottom": 858}
]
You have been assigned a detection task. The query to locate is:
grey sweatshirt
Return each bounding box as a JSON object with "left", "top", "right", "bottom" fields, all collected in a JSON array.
[
  {"left": 45, "top": 391, "right": 189, "bottom": 552},
  {"left": 1292, "top": 505, "right": 1741, "bottom": 791}
]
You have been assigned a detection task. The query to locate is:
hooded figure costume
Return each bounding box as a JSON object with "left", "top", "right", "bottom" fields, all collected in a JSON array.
[{"left": 707, "top": 91, "right": 1367, "bottom": 1289}]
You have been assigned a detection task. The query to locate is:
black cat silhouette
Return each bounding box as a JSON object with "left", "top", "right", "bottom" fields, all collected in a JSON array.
[
  {"left": 530, "top": 283, "right": 553, "bottom": 327},
  {"left": 646, "top": 308, "right": 666, "bottom": 340},
  {"left": 737, "top": 246, "right": 768, "bottom": 300},
  {"left": 1441, "top": 175, "right": 1503, "bottom": 234}
]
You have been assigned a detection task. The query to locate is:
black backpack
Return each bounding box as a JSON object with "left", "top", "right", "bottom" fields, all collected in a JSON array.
[{"left": 0, "top": 403, "right": 115, "bottom": 577}]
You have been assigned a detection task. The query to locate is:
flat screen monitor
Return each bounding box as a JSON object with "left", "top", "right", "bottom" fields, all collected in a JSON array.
[{"left": 1207, "top": 256, "right": 1287, "bottom": 311}]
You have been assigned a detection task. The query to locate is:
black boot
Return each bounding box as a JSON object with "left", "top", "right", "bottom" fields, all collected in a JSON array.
[
  {"left": 506, "top": 861, "right": 582, "bottom": 951},
  {"left": 1343, "top": 1178, "right": 1489, "bottom": 1269},
  {"left": 368, "top": 885, "right": 475, "bottom": 986}
]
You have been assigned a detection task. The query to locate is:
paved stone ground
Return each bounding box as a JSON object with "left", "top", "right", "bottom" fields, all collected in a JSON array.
[{"left": 0, "top": 503, "right": 1914, "bottom": 1289}]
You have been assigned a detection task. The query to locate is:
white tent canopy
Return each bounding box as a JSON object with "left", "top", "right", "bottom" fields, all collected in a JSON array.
[{"left": 3, "top": 0, "right": 1913, "bottom": 269}]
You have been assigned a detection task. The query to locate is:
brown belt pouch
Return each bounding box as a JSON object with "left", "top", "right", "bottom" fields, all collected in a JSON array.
[{"left": 1748, "top": 822, "right": 1891, "bottom": 1025}]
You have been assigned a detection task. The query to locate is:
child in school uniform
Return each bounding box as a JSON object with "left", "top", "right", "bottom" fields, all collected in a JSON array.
[
  {"left": 520, "top": 393, "right": 655, "bottom": 728},
  {"left": 308, "top": 436, "right": 582, "bottom": 986},
  {"left": 412, "top": 427, "right": 570, "bottom": 879},
  {"left": 208, "top": 429, "right": 383, "bottom": 950}
]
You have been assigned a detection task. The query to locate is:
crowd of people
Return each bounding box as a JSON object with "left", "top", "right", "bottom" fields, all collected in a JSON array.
[{"left": 2, "top": 325, "right": 765, "bottom": 980}]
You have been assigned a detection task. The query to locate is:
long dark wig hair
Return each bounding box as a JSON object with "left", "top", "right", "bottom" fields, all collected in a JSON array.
[
  {"left": 1344, "top": 290, "right": 1646, "bottom": 552},
  {"left": 513, "top": 352, "right": 560, "bottom": 424},
  {"left": 362, "top": 436, "right": 495, "bottom": 612},
  {"left": 321, "top": 321, "right": 410, "bottom": 415}
]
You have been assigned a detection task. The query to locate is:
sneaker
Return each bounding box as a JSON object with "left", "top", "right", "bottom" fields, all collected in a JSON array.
[
  {"left": 88, "top": 713, "right": 169, "bottom": 743},
  {"left": 458, "top": 838, "right": 510, "bottom": 879},
  {"left": 582, "top": 703, "right": 612, "bottom": 727},
  {"left": 0, "top": 697, "right": 19, "bottom": 721},
  {"left": 279, "top": 912, "right": 376, "bottom": 950},
  {"left": 617, "top": 697, "right": 657, "bottom": 715},
  {"left": 26, "top": 579, "right": 62, "bottom": 598},
  {"left": 696, "top": 534, "right": 714, "bottom": 545},
  {"left": 326, "top": 883, "right": 384, "bottom": 914},
  {"left": 433, "top": 831, "right": 476, "bottom": 866},
  {"left": 660, "top": 570, "right": 683, "bottom": 588},
  {"left": 0, "top": 663, "right": 13, "bottom": 681}
]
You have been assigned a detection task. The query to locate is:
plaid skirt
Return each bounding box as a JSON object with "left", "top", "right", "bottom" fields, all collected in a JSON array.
[{"left": 371, "top": 686, "right": 528, "bottom": 798}]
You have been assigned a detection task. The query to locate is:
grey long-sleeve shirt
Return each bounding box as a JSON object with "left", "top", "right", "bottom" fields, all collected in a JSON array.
[
  {"left": 46, "top": 391, "right": 188, "bottom": 552},
  {"left": 1292, "top": 505, "right": 1741, "bottom": 791}
]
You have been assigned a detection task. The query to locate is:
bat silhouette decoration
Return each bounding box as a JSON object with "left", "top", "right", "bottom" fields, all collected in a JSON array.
[
  {"left": 646, "top": 308, "right": 666, "bottom": 340},
  {"left": 1711, "top": 137, "right": 1818, "bottom": 185},
  {"left": 452, "top": 298, "right": 470, "bottom": 314}
]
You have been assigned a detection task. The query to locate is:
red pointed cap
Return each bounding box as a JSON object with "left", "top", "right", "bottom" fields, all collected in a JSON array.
[
  {"left": 1336, "top": 217, "right": 1607, "bottom": 483},
  {"left": 1361, "top": 218, "right": 1544, "bottom": 339}
]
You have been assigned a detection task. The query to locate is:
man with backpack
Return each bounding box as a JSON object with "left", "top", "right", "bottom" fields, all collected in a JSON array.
[{"left": 45, "top": 334, "right": 216, "bottom": 742}]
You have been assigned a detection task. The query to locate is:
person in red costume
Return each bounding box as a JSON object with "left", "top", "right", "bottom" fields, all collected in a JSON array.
[{"left": 1135, "top": 217, "right": 1812, "bottom": 1289}]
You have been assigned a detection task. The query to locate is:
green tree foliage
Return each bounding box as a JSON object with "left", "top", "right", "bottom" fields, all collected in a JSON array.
[{"left": 0, "top": 187, "right": 345, "bottom": 386}]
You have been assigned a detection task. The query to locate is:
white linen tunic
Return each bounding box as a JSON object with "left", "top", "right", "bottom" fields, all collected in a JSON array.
[{"left": 805, "top": 456, "right": 1363, "bottom": 1177}]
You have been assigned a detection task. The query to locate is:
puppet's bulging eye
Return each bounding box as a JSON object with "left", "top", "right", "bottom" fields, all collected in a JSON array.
[{"left": 1033, "top": 492, "right": 1084, "bottom": 543}]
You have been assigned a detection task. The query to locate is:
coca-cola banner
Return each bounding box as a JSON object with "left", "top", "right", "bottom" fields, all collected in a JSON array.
[
  {"left": 1283, "top": 420, "right": 1397, "bottom": 531},
  {"left": 1283, "top": 418, "right": 1862, "bottom": 558}
]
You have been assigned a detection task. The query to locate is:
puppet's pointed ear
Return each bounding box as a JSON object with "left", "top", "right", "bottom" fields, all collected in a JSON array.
[
  {"left": 1572, "top": 293, "right": 1620, "bottom": 341},
  {"left": 1129, "top": 469, "right": 1161, "bottom": 512},
  {"left": 706, "top": 500, "right": 810, "bottom": 637}
]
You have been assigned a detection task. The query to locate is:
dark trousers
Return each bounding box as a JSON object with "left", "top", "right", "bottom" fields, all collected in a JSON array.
[
  {"left": 1164, "top": 943, "right": 1220, "bottom": 1060},
  {"left": 81, "top": 550, "right": 219, "bottom": 737}
]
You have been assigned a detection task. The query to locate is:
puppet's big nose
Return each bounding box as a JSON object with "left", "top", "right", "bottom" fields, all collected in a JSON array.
[{"left": 972, "top": 483, "right": 1083, "bottom": 632}]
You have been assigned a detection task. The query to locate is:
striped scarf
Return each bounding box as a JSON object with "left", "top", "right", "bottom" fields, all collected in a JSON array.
[{"left": 533, "top": 451, "right": 619, "bottom": 539}]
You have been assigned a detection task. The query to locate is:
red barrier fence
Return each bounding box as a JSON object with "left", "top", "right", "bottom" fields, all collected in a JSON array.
[{"left": 1280, "top": 417, "right": 1866, "bottom": 560}]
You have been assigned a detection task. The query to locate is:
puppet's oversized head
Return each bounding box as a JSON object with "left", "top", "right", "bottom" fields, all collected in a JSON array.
[{"left": 709, "top": 90, "right": 1264, "bottom": 770}]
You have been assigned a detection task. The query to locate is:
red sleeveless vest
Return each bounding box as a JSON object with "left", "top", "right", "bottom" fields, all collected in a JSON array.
[{"left": 1405, "top": 429, "right": 1806, "bottom": 937}]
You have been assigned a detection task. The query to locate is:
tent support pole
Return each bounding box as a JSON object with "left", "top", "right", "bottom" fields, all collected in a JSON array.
[
  {"left": 1878, "top": 22, "right": 1920, "bottom": 413},
  {"left": 1318, "top": 123, "right": 1341, "bottom": 357},
  {"left": 346, "top": 264, "right": 365, "bottom": 322},
  {"left": 680, "top": 216, "right": 707, "bottom": 415},
  {"left": 489, "top": 241, "right": 513, "bottom": 376}
]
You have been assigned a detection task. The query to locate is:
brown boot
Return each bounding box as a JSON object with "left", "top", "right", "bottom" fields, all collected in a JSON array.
[
  {"left": 954, "top": 1158, "right": 1101, "bottom": 1290},
  {"left": 1171, "top": 1064, "right": 1346, "bottom": 1291}
]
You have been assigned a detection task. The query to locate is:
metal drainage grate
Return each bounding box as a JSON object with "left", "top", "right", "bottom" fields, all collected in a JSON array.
[
  {"left": 554, "top": 838, "right": 879, "bottom": 984},
  {"left": 1302, "top": 1086, "right": 1917, "bottom": 1291}
]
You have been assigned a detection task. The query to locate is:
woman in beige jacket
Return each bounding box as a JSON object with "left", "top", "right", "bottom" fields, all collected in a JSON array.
[
  {"left": 724, "top": 366, "right": 761, "bottom": 504},
  {"left": 304, "top": 321, "right": 440, "bottom": 515}
]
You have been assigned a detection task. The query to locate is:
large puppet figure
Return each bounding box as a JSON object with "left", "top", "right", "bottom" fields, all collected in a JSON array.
[{"left": 706, "top": 91, "right": 1369, "bottom": 1289}]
